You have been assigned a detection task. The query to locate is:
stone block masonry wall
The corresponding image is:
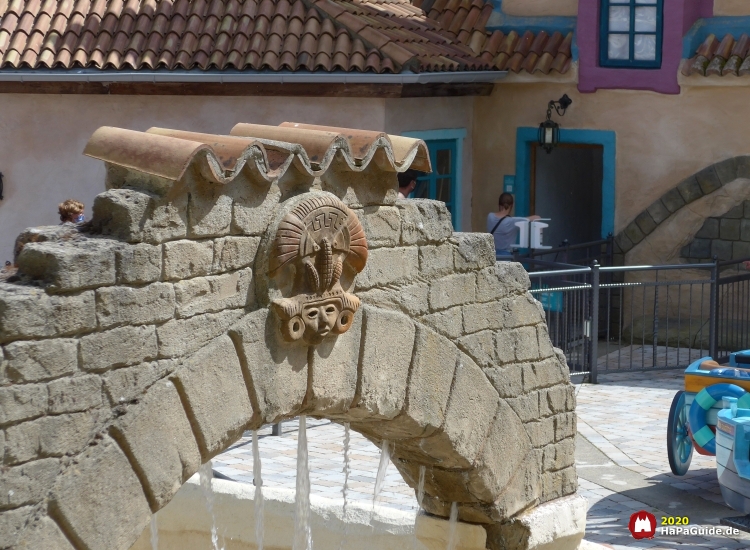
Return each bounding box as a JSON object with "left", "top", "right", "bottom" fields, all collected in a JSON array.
[
  {"left": 0, "top": 125, "right": 576, "bottom": 550},
  {"left": 681, "top": 200, "right": 750, "bottom": 262},
  {"left": 357, "top": 232, "right": 576, "bottom": 527},
  {"left": 0, "top": 226, "right": 257, "bottom": 550}
]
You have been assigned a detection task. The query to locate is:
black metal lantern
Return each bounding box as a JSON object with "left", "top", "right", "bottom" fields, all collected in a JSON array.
[{"left": 538, "top": 94, "right": 573, "bottom": 154}]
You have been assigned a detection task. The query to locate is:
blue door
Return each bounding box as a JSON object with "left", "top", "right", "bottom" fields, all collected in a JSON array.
[{"left": 411, "top": 139, "right": 458, "bottom": 228}]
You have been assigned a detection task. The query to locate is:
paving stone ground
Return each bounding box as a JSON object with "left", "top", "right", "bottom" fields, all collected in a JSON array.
[
  {"left": 576, "top": 369, "right": 750, "bottom": 549},
  {"left": 212, "top": 369, "right": 750, "bottom": 550}
]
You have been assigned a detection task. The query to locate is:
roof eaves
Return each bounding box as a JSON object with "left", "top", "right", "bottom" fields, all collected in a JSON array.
[{"left": 0, "top": 67, "right": 506, "bottom": 83}]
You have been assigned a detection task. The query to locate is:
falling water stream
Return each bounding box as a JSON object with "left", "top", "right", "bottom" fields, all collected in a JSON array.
[
  {"left": 446, "top": 502, "right": 459, "bottom": 550},
  {"left": 198, "top": 462, "right": 222, "bottom": 550},
  {"left": 417, "top": 465, "right": 425, "bottom": 510},
  {"left": 293, "top": 416, "right": 313, "bottom": 550},
  {"left": 412, "top": 465, "right": 426, "bottom": 550},
  {"left": 149, "top": 514, "right": 158, "bottom": 550},
  {"left": 338, "top": 423, "right": 351, "bottom": 550},
  {"left": 253, "top": 430, "right": 264, "bottom": 550},
  {"left": 373, "top": 439, "right": 391, "bottom": 503},
  {"left": 369, "top": 439, "right": 392, "bottom": 533}
]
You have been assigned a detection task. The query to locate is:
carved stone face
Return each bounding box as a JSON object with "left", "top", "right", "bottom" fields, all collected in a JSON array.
[
  {"left": 303, "top": 300, "right": 338, "bottom": 342},
  {"left": 280, "top": 297, "right": 357, "bottom": 344},
  {"left": 269, "top": 195, "right": 367, "bottom": 345}
]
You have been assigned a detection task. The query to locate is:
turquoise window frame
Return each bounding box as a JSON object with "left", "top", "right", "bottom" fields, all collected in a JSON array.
[
  {"left": 514, "top": 127, "right": 616, "bottom": 238},
  {"left": 401, "top": 128, "right": 466, "bottom": 230},
  {"left": 599, "top": 0, "right": 664, "bottom": 69},
  {"left": 413, "top": 139, "right": 458, "bottom": 221}
]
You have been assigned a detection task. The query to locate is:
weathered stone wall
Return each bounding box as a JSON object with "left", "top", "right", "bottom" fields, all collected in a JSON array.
[
  {"left": 0, "top": 124, "right": 575, "bottom": 550},
  {"left": 680, "top": 200, "right": 750, "bottom": 262}
]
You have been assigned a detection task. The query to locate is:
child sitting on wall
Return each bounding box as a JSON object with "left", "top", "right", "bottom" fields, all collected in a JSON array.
[{"left": 58, "top": 199, "right": 85, "bottom": 224}]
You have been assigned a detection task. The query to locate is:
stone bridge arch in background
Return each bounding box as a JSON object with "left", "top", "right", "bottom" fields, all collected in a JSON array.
[
  {"left": 0, "top": 123, "right": 579, "bottom": 550},
  {"left": 615, "top": 156, "right": 750, "bottom": 265}
]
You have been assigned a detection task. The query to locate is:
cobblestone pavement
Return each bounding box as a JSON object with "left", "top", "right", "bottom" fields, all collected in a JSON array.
[
  {"left": 211, "top": 369, "right": 750, "bottom": 550},
  {"left": 576, "top": 370, "right": 750, "bottom": 549}
]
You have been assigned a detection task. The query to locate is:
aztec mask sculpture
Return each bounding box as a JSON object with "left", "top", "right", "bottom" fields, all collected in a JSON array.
[{"left": 269, "top": 195, "right": 368, "bottom": 344}]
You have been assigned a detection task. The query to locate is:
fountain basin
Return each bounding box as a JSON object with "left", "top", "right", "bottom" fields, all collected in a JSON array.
[{"left": 131, "top": 476, "right": 487, "bottom": 550}]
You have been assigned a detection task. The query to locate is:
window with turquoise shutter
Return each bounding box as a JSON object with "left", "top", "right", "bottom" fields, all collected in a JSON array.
[
  {"left": 599, "top": 0, "right": 663, "bottom": 68},
  {"left": 411, "top": 139, "right": 458, "bottom": 226}
]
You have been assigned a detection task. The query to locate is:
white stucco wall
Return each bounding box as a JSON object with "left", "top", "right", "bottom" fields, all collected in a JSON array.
[{"left": 385, "top": 96, "right": 475, "bottom": 232}]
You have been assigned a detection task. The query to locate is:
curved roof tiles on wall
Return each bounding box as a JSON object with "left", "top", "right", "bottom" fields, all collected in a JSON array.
[
  {"left": 83, "top": 122, "right": 431, "bottom": 186},
  {"left": 683, "top": 33, "right": 750, "bottom": 77},
  {"left": 231, "top": 121, "right": 431, "bottom": 172}
]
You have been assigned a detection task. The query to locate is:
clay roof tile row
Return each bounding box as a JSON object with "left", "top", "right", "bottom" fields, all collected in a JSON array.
[
  {"left": 422, "top": 0, "right": 572, "bottom": 74},
  {"left": 0, "top": 0, "right": 568, "bottom": 74},
  {"left": 683, "top": 33, "right": 750, "bottom": 77},
  {"left": 82, "top": 122, "right": 432, "bottom": 188}
]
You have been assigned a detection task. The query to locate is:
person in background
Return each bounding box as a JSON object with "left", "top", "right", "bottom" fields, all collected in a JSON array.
[
  {"left": 397, "top": 169, "right": 419, "bottom": 199},
  {"left": 488, "top": 192, "right": 540, "bottom": 259},
  {"left": 58, "top": 199, "right": 85, "bottom": 224}
]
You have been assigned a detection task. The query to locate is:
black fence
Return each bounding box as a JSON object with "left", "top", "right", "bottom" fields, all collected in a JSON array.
[
  {"left": 513, "top": 234, "right": 615, "bottom": 268},
  {"left": 523, "top": 257, "right": 750, "bottom": 383}
]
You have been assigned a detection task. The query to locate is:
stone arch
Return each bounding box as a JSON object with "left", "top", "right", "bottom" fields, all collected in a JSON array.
[
  {"left": 0, "top": 124, "right": 576, "bottom": 550},
  {"left": 615, "top": 156, "right": 750, "bottom": 258}
]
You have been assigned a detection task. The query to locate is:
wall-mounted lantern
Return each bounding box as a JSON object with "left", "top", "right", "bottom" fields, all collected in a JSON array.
[
  {"left": 538, "top": 94, "right": 573, "bottom": 154},
  {"left": 0, "top": 172, "right": 4, "bottom": 200}
]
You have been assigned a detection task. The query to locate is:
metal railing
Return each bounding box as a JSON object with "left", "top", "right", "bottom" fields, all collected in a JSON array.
[
  {"left": 527, "top": 257, "right": 750, "bottom": 383},
  {"left": 514, "top": 234, "right": 615, "bottom": 268},
  {"left": 715, "top": 259, "right": 750, "bottom": 360}
]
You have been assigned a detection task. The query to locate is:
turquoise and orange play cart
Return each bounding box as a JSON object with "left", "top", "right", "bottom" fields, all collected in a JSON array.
[{"left": 667, "top": 350, "right": 750, "bottom": 476}]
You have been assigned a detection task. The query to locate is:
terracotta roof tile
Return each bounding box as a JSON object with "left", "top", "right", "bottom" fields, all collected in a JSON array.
[
  {"left": 497, "top": 30, "right": 518, "bottom": 56},
  {"left": 534, "top": 51, "right": 553, "bottom": 74},
  {"left": 549, "top": 51, "right": 568, "bottom": 74},
  {"left": 731, "top": 33, "right": 750, "bottom": 57},
  {"left": 542, "top": 31, "right": 563, "bottom": 55},
  {"left": 153, "top": 0, "right": 169, "bottom": 18}
]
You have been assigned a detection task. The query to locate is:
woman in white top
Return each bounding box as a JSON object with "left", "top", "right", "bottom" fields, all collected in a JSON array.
[{"left": 487, "top": 193, "right": 539, "bottom": 258}]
